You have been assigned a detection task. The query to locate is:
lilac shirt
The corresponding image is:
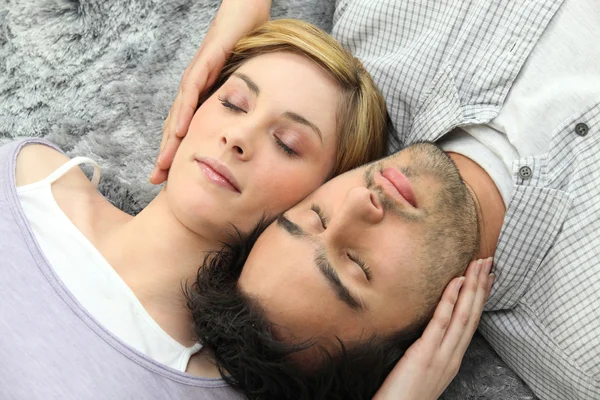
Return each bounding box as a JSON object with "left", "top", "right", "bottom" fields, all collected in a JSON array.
[{"left": 0, "top": 139, "right": 243, "bottom": 400}]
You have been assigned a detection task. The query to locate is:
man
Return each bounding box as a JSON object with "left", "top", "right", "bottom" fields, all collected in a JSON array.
[
  {"left": 159, "top": 0, "right": 600, "bottom": 399},
  {"left": 186, "top": 141, "right": 487, "bottom": 399},
  {"left": 330, "top": 2, "right": 599, "bottom": 399}
]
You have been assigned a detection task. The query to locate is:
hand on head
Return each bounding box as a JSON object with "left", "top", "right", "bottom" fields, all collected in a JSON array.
[
  {"left": 150, "top": 0, "right": 271, "bottom": 184},
  {"left": 188, "top": 142, "right": 488, "bottom": 399},
  {"left": 153, "top": 18, "right": 388, "bottom": 245},
  {"left": 161, "top": 5, "right": 489, "bottom": 398},
  {"left": 188, "top": 224, "right": 492, "bottom": 400},
  {"left": 152, "top": 15, "right": 388, "bottom": 189},
  {"left": 373, "top": 258, "right": 494, "bottom": 400},
  {"left": 237, "top": 142, "right": 481, "bottom": 350}
]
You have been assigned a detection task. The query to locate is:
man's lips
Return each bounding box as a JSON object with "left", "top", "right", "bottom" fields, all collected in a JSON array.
[
  {"left": 378, "top": 167, "right": 417, "bottom": 208},
  {"left": 195, "top": 157, "right": 240, "bottom": 193}
]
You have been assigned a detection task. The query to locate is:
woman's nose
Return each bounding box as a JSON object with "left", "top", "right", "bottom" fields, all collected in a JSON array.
[{"left": 221, "top": 127, "right": 253, "bottom": 161}]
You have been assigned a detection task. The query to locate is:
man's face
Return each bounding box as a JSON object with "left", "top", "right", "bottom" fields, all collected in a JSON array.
[{"left": 238, "top": 142, "right": 474, "bottom": 346}]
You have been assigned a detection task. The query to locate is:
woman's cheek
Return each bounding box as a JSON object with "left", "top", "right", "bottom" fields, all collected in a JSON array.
[{"left": 280, "top": 171, "right": 322, "bottom": 203}]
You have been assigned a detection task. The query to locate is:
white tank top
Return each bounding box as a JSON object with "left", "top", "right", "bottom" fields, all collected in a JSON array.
[{"left": 16, "top": 156, "right": 201, "bottom": 372}]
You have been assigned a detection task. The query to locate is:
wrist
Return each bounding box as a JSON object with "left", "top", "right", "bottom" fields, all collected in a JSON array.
[{"left": 221, "top": 0, "right": 271, "bottom": 22}]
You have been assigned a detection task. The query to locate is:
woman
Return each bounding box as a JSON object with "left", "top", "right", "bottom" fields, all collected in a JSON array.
[
  {"left": 0, "top": 19, "right": 386, "bottom": 399},
  {"left": 156, "top": 2, "right": 493, "bottom": 399}
]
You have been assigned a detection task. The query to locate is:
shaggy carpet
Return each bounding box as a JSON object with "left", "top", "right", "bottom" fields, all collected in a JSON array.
[{"left": 0, "top": 0, "right": 534, "bottom": 398}]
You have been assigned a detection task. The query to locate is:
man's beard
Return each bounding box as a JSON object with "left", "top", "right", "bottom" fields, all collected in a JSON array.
[{"left": 363, "top": 141, "right": 469, "bottom": 222}]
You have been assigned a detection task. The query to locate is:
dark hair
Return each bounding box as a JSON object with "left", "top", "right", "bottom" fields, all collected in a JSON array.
[{"left": 186, "top": 221, "right": 424, "bottom": 400}]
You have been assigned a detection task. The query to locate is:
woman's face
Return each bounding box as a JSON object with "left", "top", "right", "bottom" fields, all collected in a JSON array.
[{"left": 167, "top": 51, "right": 341, "bottom": 238}]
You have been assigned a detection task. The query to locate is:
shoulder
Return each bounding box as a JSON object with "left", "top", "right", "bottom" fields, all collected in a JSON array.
[
  {"left": 14, "top": 143, "right": 113, "bottom": 242},
  {"left": 15, "top": 144, "right": 90, "bottom": 190}
]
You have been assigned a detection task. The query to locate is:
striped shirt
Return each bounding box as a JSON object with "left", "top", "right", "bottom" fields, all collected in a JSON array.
[{"left": 332, "top": 1, "right": 600, "bottom": 399}]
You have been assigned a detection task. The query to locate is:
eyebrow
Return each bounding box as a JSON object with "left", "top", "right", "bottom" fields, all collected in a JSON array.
[
  {"left": 315, "top": 246, "right": 364, "bottom": 310},
  {"left": 232, "top": 73, "right": 323, "bottom": 145},
  {"left": 282, "top": 111, "right": 323, "bottom": 144},
  {"left": 276, "top": 215, "right": 364, "bottom": 311},
  {"left": 233, "top": 72, "right": 260, "bottom": 96},
  {"left": 276, "top": 214, "right": 306, "bottom": 237}
]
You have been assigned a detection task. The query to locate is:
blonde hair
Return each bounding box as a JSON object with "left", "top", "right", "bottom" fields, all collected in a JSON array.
[{"left": 211, "top": 19, "right": 387, "bottom": 176}]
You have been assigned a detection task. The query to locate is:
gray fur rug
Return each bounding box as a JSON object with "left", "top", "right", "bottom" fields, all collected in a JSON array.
[{"left": 0, "top": 0, "right": 534, "bottom": 398}]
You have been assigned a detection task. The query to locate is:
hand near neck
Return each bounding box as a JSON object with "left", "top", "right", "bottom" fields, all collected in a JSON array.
[{"left": 446, "top": 152, "right": 506, "bottom": 259}]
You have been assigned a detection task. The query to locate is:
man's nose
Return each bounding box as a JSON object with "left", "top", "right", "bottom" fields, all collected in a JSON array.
[
  {"left": 329, "top": 186, "right": 384, "bottom": 234},
  {"left": 220, "top": 125, "right": 257, "bottom": 161}
]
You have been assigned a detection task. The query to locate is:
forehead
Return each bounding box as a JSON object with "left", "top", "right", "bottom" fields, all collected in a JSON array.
[
  {"left": 238, "top": 191, "right": 424, "bottom": 341},
  {"left": 234, "top": 52, "right": 341, "bottom": 106},
  {"left": 240, "top": 221, "right": 360, "bottom": 335},
  {"left": 232, "top": 51, "right": 343, "bottom": 146}
]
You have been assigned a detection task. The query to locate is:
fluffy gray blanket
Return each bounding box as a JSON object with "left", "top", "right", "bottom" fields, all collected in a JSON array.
[{"left": 0, "top": 0, "right": 535, "bottom": 398}]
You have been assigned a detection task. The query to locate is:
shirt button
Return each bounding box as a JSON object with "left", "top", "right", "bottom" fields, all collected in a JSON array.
[
  {"left": 575, "top": 122, "right": 589, "bottom": 136},
  {"left": 519, "top": 166, "right": 533, "bottom": 180}
]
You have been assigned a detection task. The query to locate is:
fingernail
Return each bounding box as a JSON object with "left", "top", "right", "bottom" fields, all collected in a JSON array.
[
  {"left": 457, "top": 276, "right": 466, "bottom": 292},
  {"left": 485, "top": 257, "right": 493, "bottom": 274},
  {"left": 487, "top": 273, "right": 495, "bottom": 291},
  {"left": 175, "top": 122, "right": 180, "bottom": 135},
  {"left": 149, "top": 169, "right": 156, "bottom": 182},
  {"left": 475, "top": 259, "right": 483, "bottom": 277},
  {"left": 156, "top": 152, "right": 162, "bottom": 165}
]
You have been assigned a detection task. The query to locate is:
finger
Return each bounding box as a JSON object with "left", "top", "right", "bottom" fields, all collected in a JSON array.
[
  {"left": 454, "top": 258, "right": 493, "bottom": 355},
  {"left": 151, "top": 118, "right": 173, "bottom": 185},
  {"left": 150, "top": 167, "right": 169, "bottom": 185},
  {"left": 157, "top": 135, "right": 182, "bottom": 171},
  {"left": 157, "top": 93, "right": 181, "bottom": 160},
  {"left": 152, "top": 93, "right": 182, "bottom": 184},
  {"left": 487, "top": 272, "right": 495, "bottom": 294},
  {"left": 159, "top": 114, "right": 172, "bottom": 154},
  {"left": 177, "top": 60, "right": 210, "bottom": 138},
  {"left": 159, "top": 66, "right": 189, "bottom": 155},
  {"left": 438, "top": 258, "right": 482, "bottom": 357},
  {"left": 420, "top": 274, "right": 466, "bottom": 349}
]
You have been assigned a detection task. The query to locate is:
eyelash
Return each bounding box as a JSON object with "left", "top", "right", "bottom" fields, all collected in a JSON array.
[
  {"left": 219, "top": 96, "right": 297, "bottom": 157},
  {"left": 311, "top": 203, "right": 372, "bottom": 281},
  {"left": 310, "top": 203, "right": 373, "bottom": 281},
  {"left": 275, "top": 136, "right": 297, "bottom": 157},
  {"left": 218, "top": 96, "right": 245, "bottom": 113},
  {"left": 348, "top": 253, "right": 373, "bottom": 281},
  {"left": 311, "top": 204, "right": 328, "bottom": 229}
]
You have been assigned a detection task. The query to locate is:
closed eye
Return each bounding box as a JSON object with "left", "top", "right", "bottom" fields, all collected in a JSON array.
[
  {"left": 218, "top": 96, "right": 246, "bottom": 113},
  {"left": 311, "top": 203, "right": 328, "bottom": 229},
  {"left": 348, "top": 252, "right": 372, "bottom": 281},
  {"left": 275, "top": 136, "right": 297, "bottom": 157},
  {"left": 309, "top": 204, "right": 372, "bottom": 281}
]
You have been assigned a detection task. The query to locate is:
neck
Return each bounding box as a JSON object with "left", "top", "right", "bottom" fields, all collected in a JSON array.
[
  {"left": 446, "top": 152, "right": 506, "bottom": 258},
  {"left": 97, "top": 189, "right": 221, "bottom": 347}
]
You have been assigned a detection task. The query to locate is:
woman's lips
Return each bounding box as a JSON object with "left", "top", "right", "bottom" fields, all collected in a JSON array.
[
  {"left": 195, "top": 157, "right": 240, "bottom": 193},
  {"left": 379, "top": 167, "right": 417, "bottom": 208}
]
